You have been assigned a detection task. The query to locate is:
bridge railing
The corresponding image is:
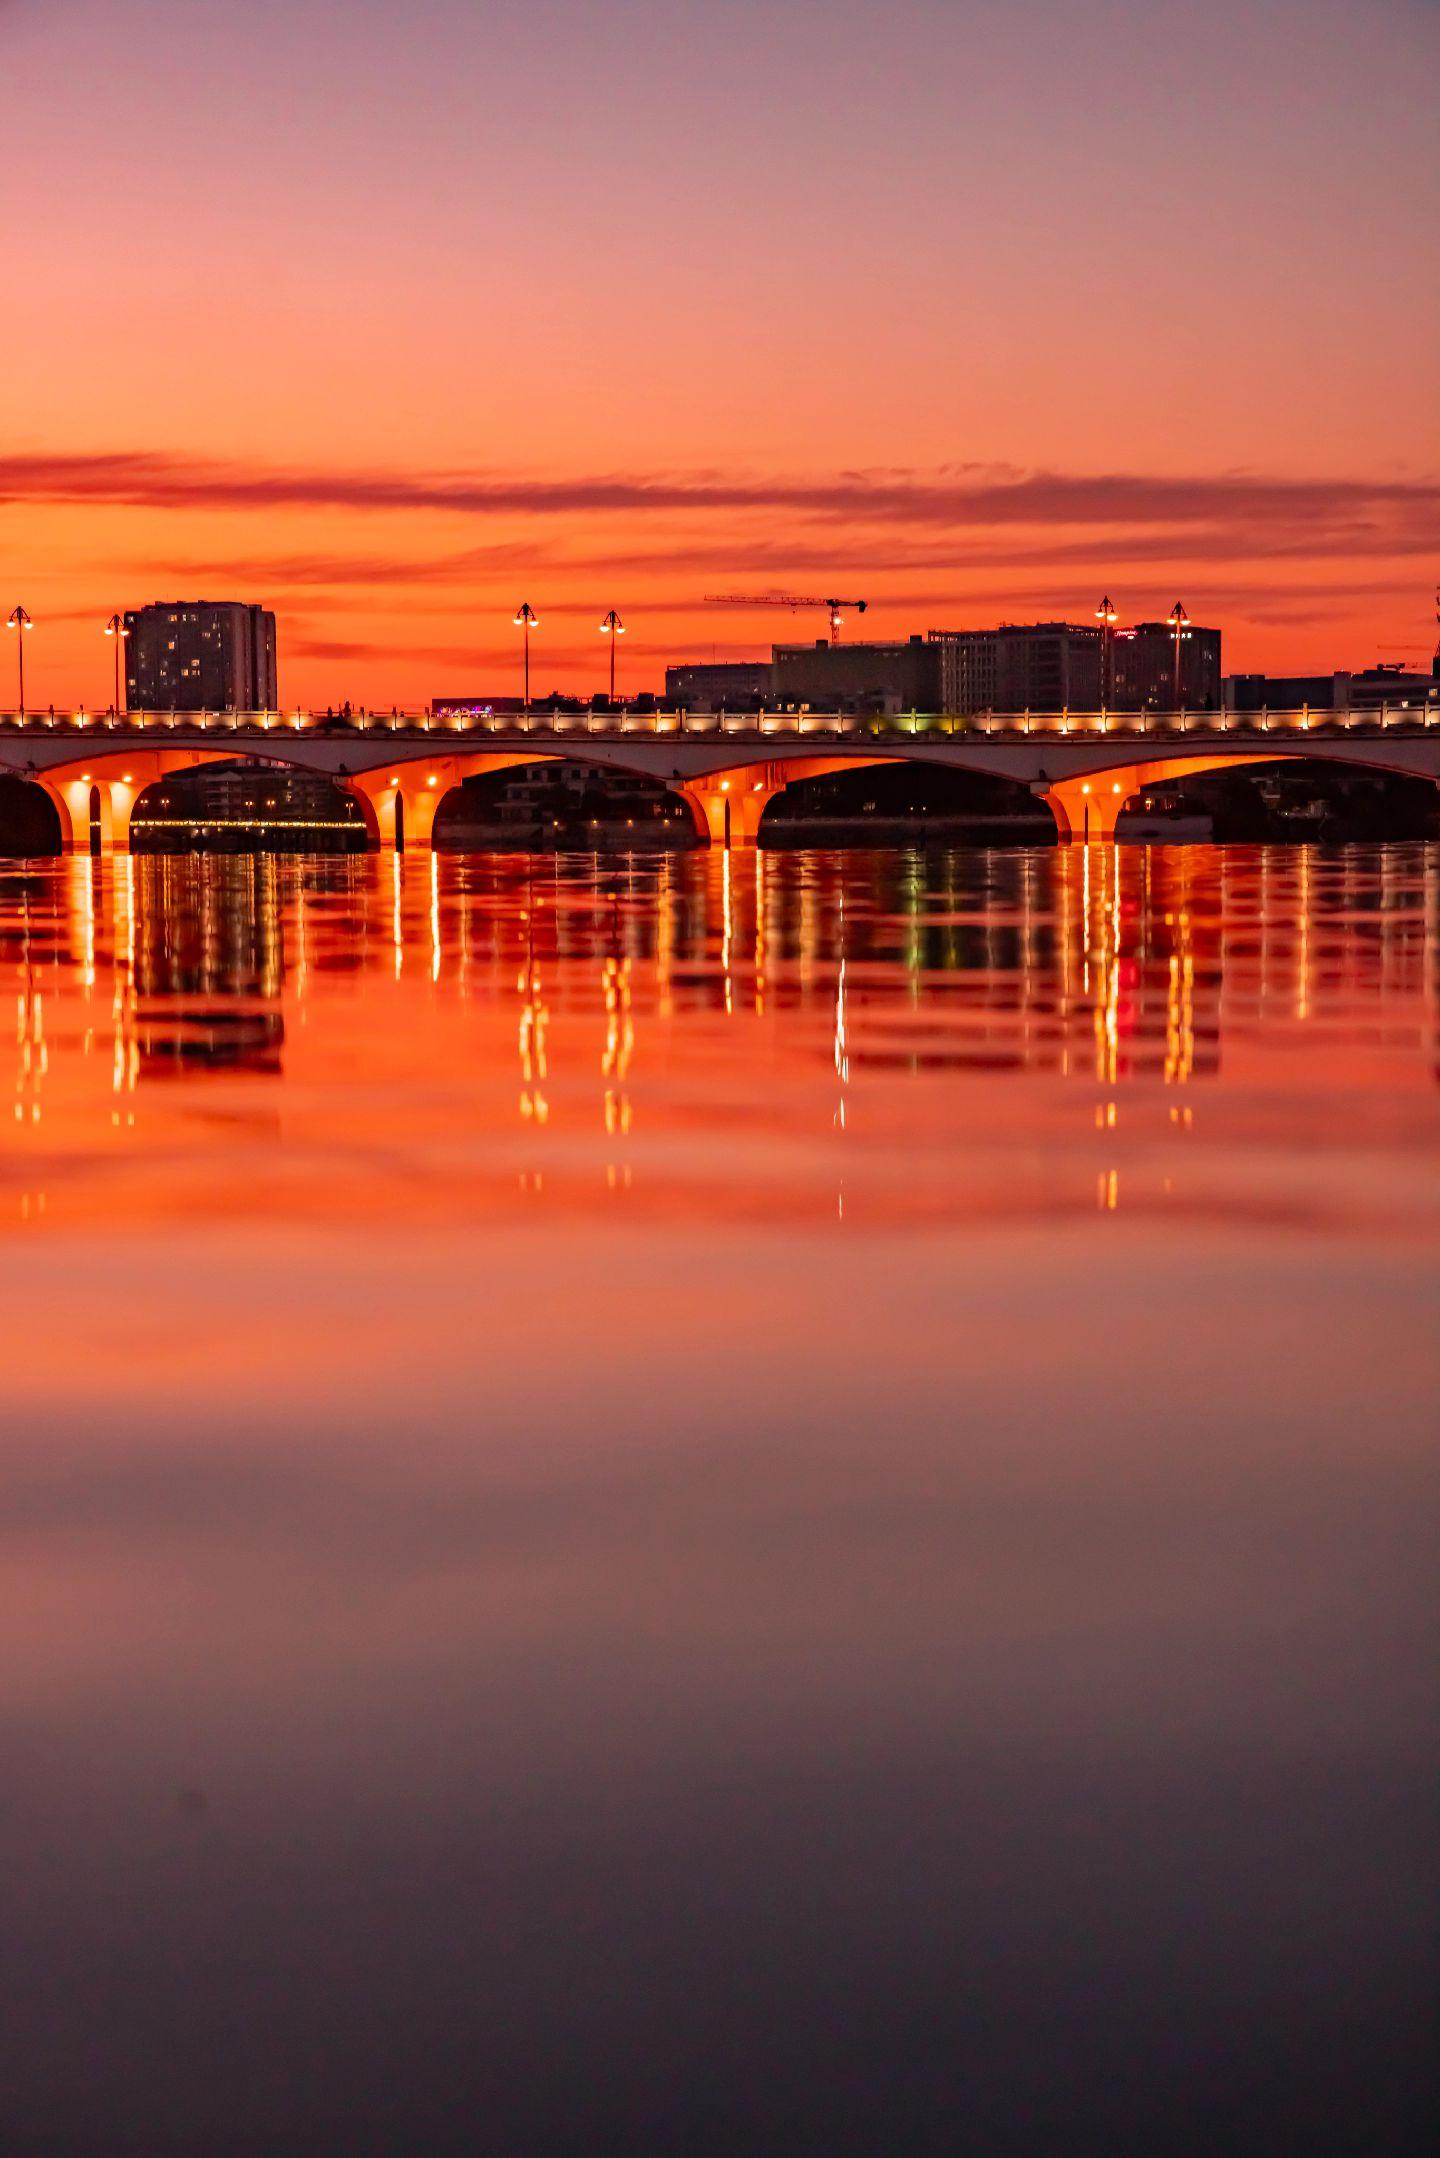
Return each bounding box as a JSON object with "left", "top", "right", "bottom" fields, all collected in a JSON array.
[{"left": 0, "top": 705, "right": 1434, "bottom": 738}]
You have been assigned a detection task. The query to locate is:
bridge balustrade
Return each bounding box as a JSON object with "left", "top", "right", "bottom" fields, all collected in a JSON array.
[{"left": 0, "top": 704, "right": 1435, "bottom": 739}]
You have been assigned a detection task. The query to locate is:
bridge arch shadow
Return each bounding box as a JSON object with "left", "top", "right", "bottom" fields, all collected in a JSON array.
[
  {"left": 756, "top": 761, "right": 1052, "bottom": 846},
  {"left": 432, "top": 758, "right": 697, "bottom": 851},
  {"left": 0, "top": 776, "right": 64, "bottom": 857},
  {"left": 127, "top": 762, "right": 369, "bottom": 853},
  {"left": 1112, "top": 754, "right": 1440, "bottom": 841}
]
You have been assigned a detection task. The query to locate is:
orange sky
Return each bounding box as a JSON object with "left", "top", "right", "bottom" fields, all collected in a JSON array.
[{"left": 5, "top": 0, "right": 1438, "bottom": 707}]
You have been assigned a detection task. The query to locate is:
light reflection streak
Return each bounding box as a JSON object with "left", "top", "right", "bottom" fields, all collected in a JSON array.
[
  {"left": 721, "top": 848, "right": 733, "bottom": 1014},
  {"left": 430, "top": 851, "right": 441, "bottom": 984},
  {"left": 602, "top": 953, "right": 633, "bottom": 1142},
  {"left": 392, "top": 851, "right": 403, "bottom": 978},
  {"left": 517, "top": 906, "right": 549, "bottom": 1129},
  {"left": 656, "top": 856, "right": 674, "bottom": 1020}
]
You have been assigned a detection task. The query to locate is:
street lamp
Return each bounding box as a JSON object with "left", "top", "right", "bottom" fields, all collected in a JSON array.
[
  {"left": 105, "top": 613, "right": 130, "bottom": 715},
  {"left": 599, "top": 608, "right": 625, "bottom": 704},
  {"left": 513, "top": 601, "right": 538, "bottom": 714},
  {"left": 1095, "top": 594, "right": 1117, "bottom": 707},
  {"left": 1168, "top": 600, "right": 1191, "bottom": 710},
  {"left": 7, "top": 605, "right": 32, "bottom": 714}
]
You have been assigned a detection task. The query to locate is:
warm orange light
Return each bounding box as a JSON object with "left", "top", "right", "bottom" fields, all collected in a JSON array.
[
  {"left": 1111, "top": 782, "right": 1122, "bottom": 794},
  {"left": 1081, "top": 782, "right": 1091, "bottom": 794},
  {"left": 390, "top": 775, "right": 400, "bottom": 786},
  {"left": 426, "top": 773, "right": 438, "bottom": 785}
]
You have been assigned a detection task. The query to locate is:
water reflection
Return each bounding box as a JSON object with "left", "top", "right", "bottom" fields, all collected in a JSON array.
[
  {"left": 2, "top": 844, "right": 1436, "bottom": 1234},
  {"left": 0, "top": 844, "right": 1437, "bottom": 2154}
]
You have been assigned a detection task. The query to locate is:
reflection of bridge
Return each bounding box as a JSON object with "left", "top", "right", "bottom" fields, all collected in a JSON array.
[{"left": 2, "top": 706, "right": 1437, "bottom": 849}]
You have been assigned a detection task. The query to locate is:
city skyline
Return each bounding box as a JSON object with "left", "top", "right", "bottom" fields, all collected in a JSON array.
[{"left": 5, "top": 0, "right": 1437, "bottom": 707}]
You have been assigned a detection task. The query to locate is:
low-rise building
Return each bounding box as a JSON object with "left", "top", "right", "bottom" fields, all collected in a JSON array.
[
  {"left": 665, "top": 662, "right": 772, "bottom": 709},
  {"left": 771, "top": 636, "right": 942, "bottom": 713},
  {"left": 1225, "top": 674, "right": 1337, "bottom": 712},
  {"left": 1225, "top": 665, "right": 1440, "bottom": 713},
  {"left": 1331, "top": 664, "right": 1440, "bottom": 712}
]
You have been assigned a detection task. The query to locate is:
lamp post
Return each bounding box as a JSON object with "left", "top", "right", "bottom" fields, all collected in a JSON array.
[
  {"left": 513, "top": 601, "right": 538, "bottom": 714},
  {"left": 1168, "top": 601, "right": 1191, "bottom": 711},
  {"left": 1095, "top": 594, "right": 1117, "bottom": 707},
  {"left": 599, "top": 608, "right": 625, "bottom": 704},
  {"left": 105, "top": 613, "right": 129, "bottom": 715},
  {"left": 7, "top": 605, "right": 32, "bottom": 714}
]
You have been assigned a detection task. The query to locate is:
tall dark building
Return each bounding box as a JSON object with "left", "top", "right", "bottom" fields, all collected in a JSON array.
[
  {"left": 928, "top": 623, "right": 1102, "bottom": 713},
  {"left": 1111, "top": 620, "right": 1221, "bottom": 711},
  {"left": 125, "top": 601, "right": 278, "bottom": 712}
]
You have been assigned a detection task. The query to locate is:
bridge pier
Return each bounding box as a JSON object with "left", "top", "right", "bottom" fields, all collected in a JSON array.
[
  {"left": 1038, "top": 755, "right": 1287, "bottom": 841},
  {"left": 674, "top": 767, "right": 782, "bottom": 847},
  {"left": 673, "top": 755, "right": 891, "bottom": 846},
  {"left": 1041, "top": 776, "right": 1131, "bottom": 843},
  {"left": 342, "top": 753, "right": 545, "bottom": 851}
]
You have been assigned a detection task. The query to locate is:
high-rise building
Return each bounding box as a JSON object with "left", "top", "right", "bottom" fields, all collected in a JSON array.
[
  {"left": 125, "top": 602, "right": 278, "bottom": 712},
  {"left": 1111, "top": 621, "right": 1221, "bottom": 711},
  {"left": 927, "top": 623, "right": 1103, "bottom": 713}
]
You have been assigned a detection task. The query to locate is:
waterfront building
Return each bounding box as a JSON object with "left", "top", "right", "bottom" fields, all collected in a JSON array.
[
  {"left": 124, "top": 602, "right": 277, "bottom": 712},
  {"left": 926, "top": 629, "right": 997, "bottom": 714},
  {"left": 927, "top": 623, "right": 1103, "bottom": 713},
  {"left": 1111, "top": 620, "right": 1222, "bottom": 711},
  {"left": 665, "top": 662, "right": 773, "bottom": 709},
  {"left": 1225, "top": 673, "right": 1337, "bottom": 711},
  {"left": 1225, "top": 664, "right": 1439, "bottom": 714},
  {"left": 771, "top": 636, "right": 943, "bottom": 714},
  {"left": 1330, "top": 664, "right": 1440, "bottom": 712}
]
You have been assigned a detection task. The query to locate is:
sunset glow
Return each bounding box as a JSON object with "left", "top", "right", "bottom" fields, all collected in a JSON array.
[{"left": 8, "top": 0, "right": 1438, "bottom": 707}]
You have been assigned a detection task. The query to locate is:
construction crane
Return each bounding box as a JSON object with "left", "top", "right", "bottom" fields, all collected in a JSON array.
[{"left": 704, "top": 593, "right": 868, "bottom": 647}]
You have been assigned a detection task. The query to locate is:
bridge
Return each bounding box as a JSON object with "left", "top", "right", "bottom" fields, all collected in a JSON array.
[{"left": 0, "top": 705, "right": 1436, "bottom": 849}]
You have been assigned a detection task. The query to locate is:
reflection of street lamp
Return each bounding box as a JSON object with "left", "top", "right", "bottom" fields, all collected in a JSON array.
[
  {"left": 513, "top": 601, "right": 538, "bottom": 713},
  {"left": 1095, "top": 593, "right": 1117, "bottom": 706},
  {"left": 105, "top": 613, "right": 129, "bottom": 714},
  {"left": 7, "top": 605, "right": 32, "bottom": 714},
  {"left": 599, "top": 608, "right": 625, "bottom": 704},
  {"left": 1168, "top": 600, "right": 1191, "bottom": 710}
]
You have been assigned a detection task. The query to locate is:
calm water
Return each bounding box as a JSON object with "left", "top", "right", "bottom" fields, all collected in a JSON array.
[{"left": 1, "top": 844, "right": 1437, "bottom": 2156}]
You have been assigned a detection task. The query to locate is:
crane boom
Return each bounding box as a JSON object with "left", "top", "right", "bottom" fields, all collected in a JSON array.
[{"left": 704, "top": 593, "right": 868, "bottom": 646}]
